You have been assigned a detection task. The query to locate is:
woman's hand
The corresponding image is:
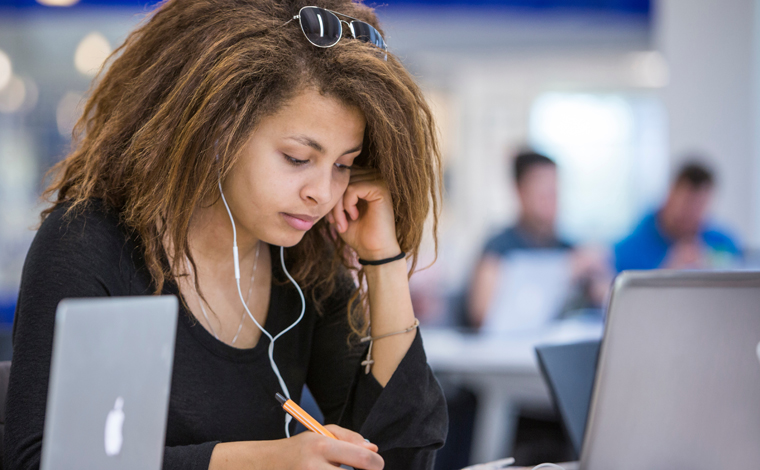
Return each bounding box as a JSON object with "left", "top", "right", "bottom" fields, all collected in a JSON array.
[
  {"left": 326, "top": 168, "right": 401, "bottom": 262},
  {"left": 325, "top": 169, "right": 415, "bottom": 386},
  {"left": 209, "top": 424, "right": 383, "bottom": 469},
  {"left": 278, "top": 425, "right": 383, "bottom": 470}
]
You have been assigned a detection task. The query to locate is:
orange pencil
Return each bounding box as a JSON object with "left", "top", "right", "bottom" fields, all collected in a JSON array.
[{"left": 276, "top": 393, "right": 337, "bottom": 439}]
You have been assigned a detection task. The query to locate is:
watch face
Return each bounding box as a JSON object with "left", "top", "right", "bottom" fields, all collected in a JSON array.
[{"left": 104, "top": 396, "right": 125, "bottom": 457}]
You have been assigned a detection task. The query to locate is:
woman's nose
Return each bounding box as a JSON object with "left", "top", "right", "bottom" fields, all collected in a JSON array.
[{"left": 302, "top": 168, "right": 333, "bottom": 205}]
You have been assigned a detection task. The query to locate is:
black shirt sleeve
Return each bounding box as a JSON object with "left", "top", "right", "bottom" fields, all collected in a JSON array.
[
  {"left": 3, "top": 205, "right": 221, "bottom": 470},
  {"left": 5, "top": 205, "right": 127, "bottom": 469},
  {"left": 162, "top": 442, "right": 219, "bottom": 470},
  {"left": 355, "top": 332, "right": 448, "bottom": 469},
  {"left": 306, "top": 277, "right": 448, "bottom": 470}
]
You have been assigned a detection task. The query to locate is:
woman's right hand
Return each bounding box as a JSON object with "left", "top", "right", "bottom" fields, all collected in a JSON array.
[{"left": 208, "top": 424, "right": 384, "bottom": 470}]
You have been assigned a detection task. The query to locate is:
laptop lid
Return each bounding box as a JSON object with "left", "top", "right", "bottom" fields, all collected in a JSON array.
[
  {"left": 41, "top": 296, "right": 178, "bottom": 470},
  {"left": 483, "top": 250, "right": 573, "bottom": 333},
  {"left": 536, "top": 340, "right": 600, "bottom": 458},
  {"left": 580, "top": 271, "right": 760, "bottom": 470}
]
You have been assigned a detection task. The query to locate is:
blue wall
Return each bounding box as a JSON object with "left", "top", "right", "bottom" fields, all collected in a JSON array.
[{"left": 0, "top": 0, "right": 650, "bottom": 15}]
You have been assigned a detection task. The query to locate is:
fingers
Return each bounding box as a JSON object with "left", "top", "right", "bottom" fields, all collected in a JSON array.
[
  {"left": 318, "top": 437, "right": 384, "bottom": 470},
  {"left": 331, "top": 196, "right": 348, "bottom": 233},
  {"left": 343, "top": 188, "right": 361, "bottom": 222},
  {"left": 327, "top": 177, "right": 391, "bottom": 236},
  {"left": 342, "top": 181, "right": 384, "bottom": 220},
  {"left": 325, "top": 424, "right": 379, "bottom": 452}
]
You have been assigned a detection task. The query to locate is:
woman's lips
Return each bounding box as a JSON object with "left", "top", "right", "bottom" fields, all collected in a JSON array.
[{"left": 281, "top": 213, "right": 318, "bottom": 231}]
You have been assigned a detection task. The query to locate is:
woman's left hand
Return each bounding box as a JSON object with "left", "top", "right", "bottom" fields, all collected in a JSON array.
[{"left": 325, "top": 168, "right": 401, "bottom": 261}]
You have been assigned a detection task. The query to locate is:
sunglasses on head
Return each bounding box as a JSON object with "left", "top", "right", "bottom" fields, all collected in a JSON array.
[{"left": 286, "top": 6, "right": 387, "bottom": 56}]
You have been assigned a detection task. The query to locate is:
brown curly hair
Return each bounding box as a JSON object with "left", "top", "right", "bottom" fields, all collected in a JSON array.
[{"left": 42, "top": 0, "right": 442, "bottom": 335}]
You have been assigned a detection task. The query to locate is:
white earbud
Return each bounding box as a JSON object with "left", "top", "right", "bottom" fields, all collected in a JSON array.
[{"left": 217, "top": 178, "right": 306, "bottom": 438}]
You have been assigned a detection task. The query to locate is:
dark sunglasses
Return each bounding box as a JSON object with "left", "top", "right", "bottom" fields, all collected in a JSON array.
[{"left": 287, "top": 6, "right": 387, "bottom": 54}]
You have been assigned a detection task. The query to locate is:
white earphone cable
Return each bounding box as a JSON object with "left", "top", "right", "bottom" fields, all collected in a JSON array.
[
  {"left": 218, "top": 179, "right": 306, "bottom": 438},
  {"left": 190, "top": 241, "right": 258, "bottom": 345}
]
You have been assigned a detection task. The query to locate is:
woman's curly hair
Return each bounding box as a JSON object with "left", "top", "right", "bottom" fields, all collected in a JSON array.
[{"left": 42, "top": 0, "right": 442, "bottom": 335}]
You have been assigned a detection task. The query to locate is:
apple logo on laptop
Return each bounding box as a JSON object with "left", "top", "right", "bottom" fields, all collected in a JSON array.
[{"left": 104, "top": 397, "right": 125, "bottom": 457}]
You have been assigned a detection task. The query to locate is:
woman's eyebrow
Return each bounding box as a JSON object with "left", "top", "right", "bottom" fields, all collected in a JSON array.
[
  {"left": 343, "top": 143, "right": 363, "bottom": 156},
  {"left": 286, "top": 135, "right": 362, "bottom": 156},
  {"left": 287, "top": 135, "right": 324, "bottom": 153}
]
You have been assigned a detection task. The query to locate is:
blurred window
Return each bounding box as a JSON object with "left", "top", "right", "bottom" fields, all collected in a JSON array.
[{"left": 529, "top": 92, "right": 668, "bottom": 244}]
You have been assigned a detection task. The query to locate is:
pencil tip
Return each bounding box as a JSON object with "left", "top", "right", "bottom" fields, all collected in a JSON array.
[{"left": 275, "top": 393, "right": 287, "bottom": 405}]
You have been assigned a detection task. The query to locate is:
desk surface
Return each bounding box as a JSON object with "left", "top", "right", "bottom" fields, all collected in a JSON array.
[
  {"left": 423, "top": 319, "right": 603, "bottom": 374},
  {"left": 423, "top": 320, "right": 603, "bottom": 465}
]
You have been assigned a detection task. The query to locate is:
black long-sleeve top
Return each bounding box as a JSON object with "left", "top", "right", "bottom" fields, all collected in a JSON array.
[{"left": 4, "top": 201, "right": 447, "bottom": 469}]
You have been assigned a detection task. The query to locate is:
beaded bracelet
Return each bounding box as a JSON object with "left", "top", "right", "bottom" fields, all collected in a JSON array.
[
  {"left": 357, "top": 251, "right": 406, "bottom": 266},
  {"left": 359, "top": 318, "right": 420, "bottom": 374}
]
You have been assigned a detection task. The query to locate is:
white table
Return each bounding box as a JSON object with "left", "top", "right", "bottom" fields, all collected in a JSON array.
[{"left": 422, "top": 320, "right": 603, "bottom": 465}]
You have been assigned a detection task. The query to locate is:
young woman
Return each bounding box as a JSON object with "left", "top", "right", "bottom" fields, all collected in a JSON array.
[{"left": 4, "top": 1, "right": 447, "bottom": 469}]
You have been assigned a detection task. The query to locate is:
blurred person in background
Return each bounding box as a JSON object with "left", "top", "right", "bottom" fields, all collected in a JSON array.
[
  {"left": 439, "top": 150, "right": 609, "bottom": 469},
  {"left": 614, "top": 161, "right": 741, "bottom": 272},
  {"left": 468, "top": 150, "right": 609, "bottom": 329}
]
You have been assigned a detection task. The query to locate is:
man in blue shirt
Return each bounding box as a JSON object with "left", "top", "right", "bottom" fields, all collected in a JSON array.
[{"left": 615, "top": 162, "right": 740, "bottom": 272}]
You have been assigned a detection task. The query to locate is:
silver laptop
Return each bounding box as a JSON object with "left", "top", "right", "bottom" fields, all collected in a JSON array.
[
  {"left": 581, "top": 271, "right": 760, "bottom": 470},
  {"left": 40, "top": 296, "right": 178, "bottom": 470},
  {"left": 483, "top": 250, "right": 572, "bottom": 333}
]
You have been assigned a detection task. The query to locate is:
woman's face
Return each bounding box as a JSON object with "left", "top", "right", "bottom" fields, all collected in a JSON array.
[{"left": 222, "top": 88, "right": 366, "bottom": 247}]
